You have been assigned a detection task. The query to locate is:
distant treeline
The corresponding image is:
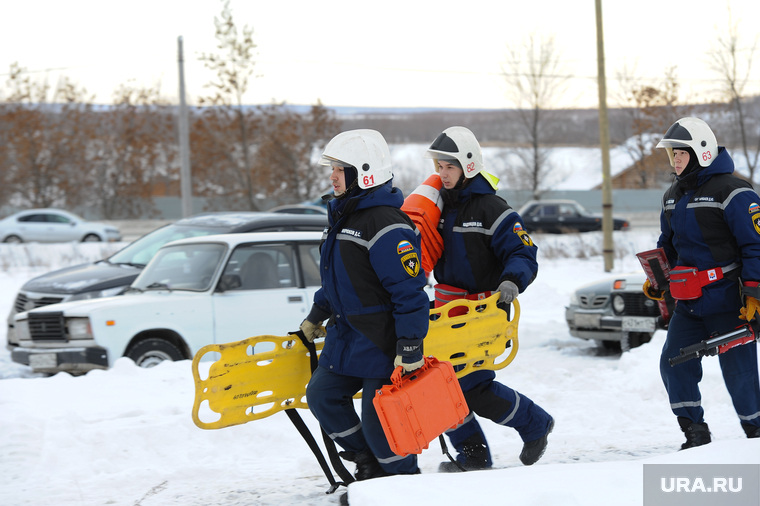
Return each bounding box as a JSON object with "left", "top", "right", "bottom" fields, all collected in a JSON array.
[
  {"left": 2, "top": 98, "right": 757, "bottom": 220},
  {"left": 336, "top": 101, "right": 760, "bottom": 147}
]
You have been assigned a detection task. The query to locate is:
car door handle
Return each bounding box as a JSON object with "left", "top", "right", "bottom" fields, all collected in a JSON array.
[{"left": 288, "top": 296, "right": 303, "bottom": 303}]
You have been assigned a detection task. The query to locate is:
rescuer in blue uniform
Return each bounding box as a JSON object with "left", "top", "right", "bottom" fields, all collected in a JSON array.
[
  {"left": 425, "top": 126, "right": 554, "bottom": 470},
  {"left": 646, "top": 117, "right": 760, "bottom": 449},
  {"left": 300, "top": 129, "right": 430, "bottom": 479}
]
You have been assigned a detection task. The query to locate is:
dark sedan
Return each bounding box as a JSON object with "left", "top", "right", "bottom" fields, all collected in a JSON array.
[{"left": 518, "top": 200, "right": 630, "bottom": 233}]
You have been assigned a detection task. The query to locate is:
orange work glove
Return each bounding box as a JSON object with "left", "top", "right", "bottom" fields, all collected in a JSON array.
[
  {"left": 740, "top": 296, "right": 760, "bottom": 322},
  {"left": 643, "top": 279, "right": 665, "bottom": 301}
]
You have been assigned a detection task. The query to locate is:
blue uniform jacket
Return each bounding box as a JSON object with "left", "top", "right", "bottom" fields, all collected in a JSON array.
[
  {"left": 657, "top": 147, "right": 760, "bottom": 316},
  {"left": 310, "top": 181, "right": 430, "bottom": 378},
  {"left": 433, "top": 174, "right": 538, "bottom": 294}
]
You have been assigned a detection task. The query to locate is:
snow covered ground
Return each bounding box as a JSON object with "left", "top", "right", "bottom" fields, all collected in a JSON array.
[{"left": 2, "top": 232, "right": 760, "bottom": 506}]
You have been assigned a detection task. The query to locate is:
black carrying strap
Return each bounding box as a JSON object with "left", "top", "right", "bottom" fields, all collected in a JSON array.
[
  {"left": 288, "top": 330, "right": 356, "bottom": 490},
  {"left": 284, "top": 409, "right": 341, "bottom": 493},
  {"left": 647, "top": 257, "right": 669, "bottom": 289},
  {"left": 438, "top": 435, "right": 467, "bottom": 472}
]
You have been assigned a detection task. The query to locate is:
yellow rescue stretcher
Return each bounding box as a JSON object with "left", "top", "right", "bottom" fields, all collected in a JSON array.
[{"left": 191, "top": 293, "right": 519, "bottom": 430}]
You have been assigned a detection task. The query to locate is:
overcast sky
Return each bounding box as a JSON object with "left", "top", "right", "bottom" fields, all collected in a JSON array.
[{"left": 2, "top": 0, "right": 759, "bottom": 109}]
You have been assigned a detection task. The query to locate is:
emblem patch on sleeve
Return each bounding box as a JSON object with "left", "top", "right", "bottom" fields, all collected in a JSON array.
[
  {"left": 750, "top": 203, "right": 760, "bottom": 214},
  {"left": 752, "top": 213, "right": 760, "bottom": 235},
  {"left": 401, "top": 253, "right": 420, "bottom": 277},
  {"left": 513, "top": 222, "right": 534, "bottom": 247}
]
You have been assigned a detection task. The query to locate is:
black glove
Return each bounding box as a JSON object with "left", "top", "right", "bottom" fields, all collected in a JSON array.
[{"left": 394, "top": 338, "right": 424, "bottom": 373}]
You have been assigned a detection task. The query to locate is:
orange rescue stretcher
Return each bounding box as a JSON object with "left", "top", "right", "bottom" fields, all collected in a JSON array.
[{"left": 401, "top": 174, "right": 444, "bottom": 273}]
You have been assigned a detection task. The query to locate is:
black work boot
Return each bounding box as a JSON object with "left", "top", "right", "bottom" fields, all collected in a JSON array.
[
  {"left": 741, "top": 422, "right": 760, "bottom": 438},
  {"left": 520, "top": 417, "right": 554, "bottom": 465},
  {"left": 339, "top": 449, "right": 388, "bottom": 481},
  {"left": 438, "top": 432, "right": 492, "bottom": 472},
  {"left": 678, "top": 416, "right": 711, "bottom": 450}
]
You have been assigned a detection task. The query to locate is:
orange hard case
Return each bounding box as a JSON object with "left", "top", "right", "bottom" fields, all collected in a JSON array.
[{"left": 373, "top": 356, "right": 469, "bottom": 456}]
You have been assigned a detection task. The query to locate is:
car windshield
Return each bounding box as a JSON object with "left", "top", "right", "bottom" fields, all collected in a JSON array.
[
  {"left": 107, "top": 224, "right": 229, "bottom": 267},
  {"left": 132, "top": 243, "right": 227, "bottom": 292}
]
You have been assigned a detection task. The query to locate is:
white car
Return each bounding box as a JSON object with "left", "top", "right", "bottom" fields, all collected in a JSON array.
[
  {"left": 564, "top": 272, "right": 670, "bottom": 352},
  {"left": 12, "top": 231, "right": 324, "bottom": 374},
  {"left": 0, "top": 208, "right": 122, "bottom": 243}
]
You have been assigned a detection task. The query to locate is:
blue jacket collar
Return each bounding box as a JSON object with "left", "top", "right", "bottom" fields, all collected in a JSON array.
[
  {"left": 442, "top": 173, "right": 495, "bottom": 206},
  {"left": 683, "top": 147, "right": 735, "bottom": 187},
  {"left": 328, "top": 180, "right": 401, "bottom": 225}
]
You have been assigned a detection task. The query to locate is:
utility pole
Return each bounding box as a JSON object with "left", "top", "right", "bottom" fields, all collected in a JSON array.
[
  {"left": 177, "top": 36, "right": 193, "bottom": 218},
  {"left": 595, "top": 0, "right": 614, "bottom": 272}
]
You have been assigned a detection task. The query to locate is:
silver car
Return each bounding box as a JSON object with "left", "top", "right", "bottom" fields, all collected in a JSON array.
[
  {"left": 0, "top": 208, "right": 121, "bottom": 243},
  {"left": 565, "top": 272, "right": 667, "bottom": 351}
]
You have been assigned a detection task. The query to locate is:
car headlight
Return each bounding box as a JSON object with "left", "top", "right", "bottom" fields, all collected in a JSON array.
[
  {"left": 612, "top": 294, "right": 626, "bottom": 314},
  {"left": 69, "top": 286, "right": 125, "bottom": 302},
  {"left": 569, "top": 293, "right": 580, "bottom": 305},
  {"left": 67, "top": 318, "right": 93, "bottom": 339},
  {"left": 15, "top": 319, "right": 30, "bottom": 341}
]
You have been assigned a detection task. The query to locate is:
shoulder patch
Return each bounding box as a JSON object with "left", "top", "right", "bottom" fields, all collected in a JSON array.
[
  {"left": 753, "top": 213, "right": 760, "bottom": 236},
  {"left": 397, "top": 240, "right": 414, "bottom": 254},
  {"left": 401, "top": 252, "right": 420, "bottom": 277},
  {"left": 749, "top": 203, "right": 760, "bottom": 214},
  {"left": 513, "top": 222, "right": 534, "bottom": 247}
]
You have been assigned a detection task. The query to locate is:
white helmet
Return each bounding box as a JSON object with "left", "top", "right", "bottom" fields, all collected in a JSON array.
[
  {"left": 655, "top": 117, "right": 718, "bottom": 168},
  {"left": 318, "top": 129, "right": 393, "bottom": 189},
  {"left": 424, "top": 126, "right": 484, "bottom": 178}
]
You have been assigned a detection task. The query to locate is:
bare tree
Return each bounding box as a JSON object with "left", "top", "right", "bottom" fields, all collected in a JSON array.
[
  {"left": 501, "top": 34, "right": 570, "bottom": 198},
  {"left": 254, "top": 102, "right": 341, "bottom": 206},
  {"left": 708, "top": 10, "right": 760, "bottom": 181},
  {"left": 192, "top": 0, "right": 341, "bottom": 210},
  {"left": 85, "top": 82, "right": 176, "bottom": 218},
  {"left": 0, "top": 62, "right": 93, "bottom": 209},
  {"left": 614, "top": 65, "right": 681, "bottom": 188},
  {"left": 195, "top": 0, "right": 263, "bottom": 210}
]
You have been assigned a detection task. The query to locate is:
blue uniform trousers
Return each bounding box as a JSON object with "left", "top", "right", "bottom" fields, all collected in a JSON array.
[
  {"left": 305, "top": 365, "right": 418, "bottom": 475},
  {"left": 660, "top": 307, "right": 760, "bottom": 427},
  {"left": 445, "top": 370, "right": 553, "bottom": 460}
]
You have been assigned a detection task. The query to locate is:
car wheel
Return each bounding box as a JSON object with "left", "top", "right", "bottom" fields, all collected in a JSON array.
[
  {"left": 126, "top": 338, "right": 185, "bottom": 368},
  {"left": 3, "top": 235, "right": 22, "bottom": 243},
  {"left": 601, "top": 340, "right": 621, "bottom": 352},
  {"left": 82, "top": 234, "right": 102, "bottom": 242},
  {"left": 627, "top": 332, "right": 653, "bottom": 350}
]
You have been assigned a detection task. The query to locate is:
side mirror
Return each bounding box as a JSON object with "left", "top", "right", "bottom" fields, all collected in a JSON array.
[{"left": 218, "top": 274, "right": 242, "bottom": 292}]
